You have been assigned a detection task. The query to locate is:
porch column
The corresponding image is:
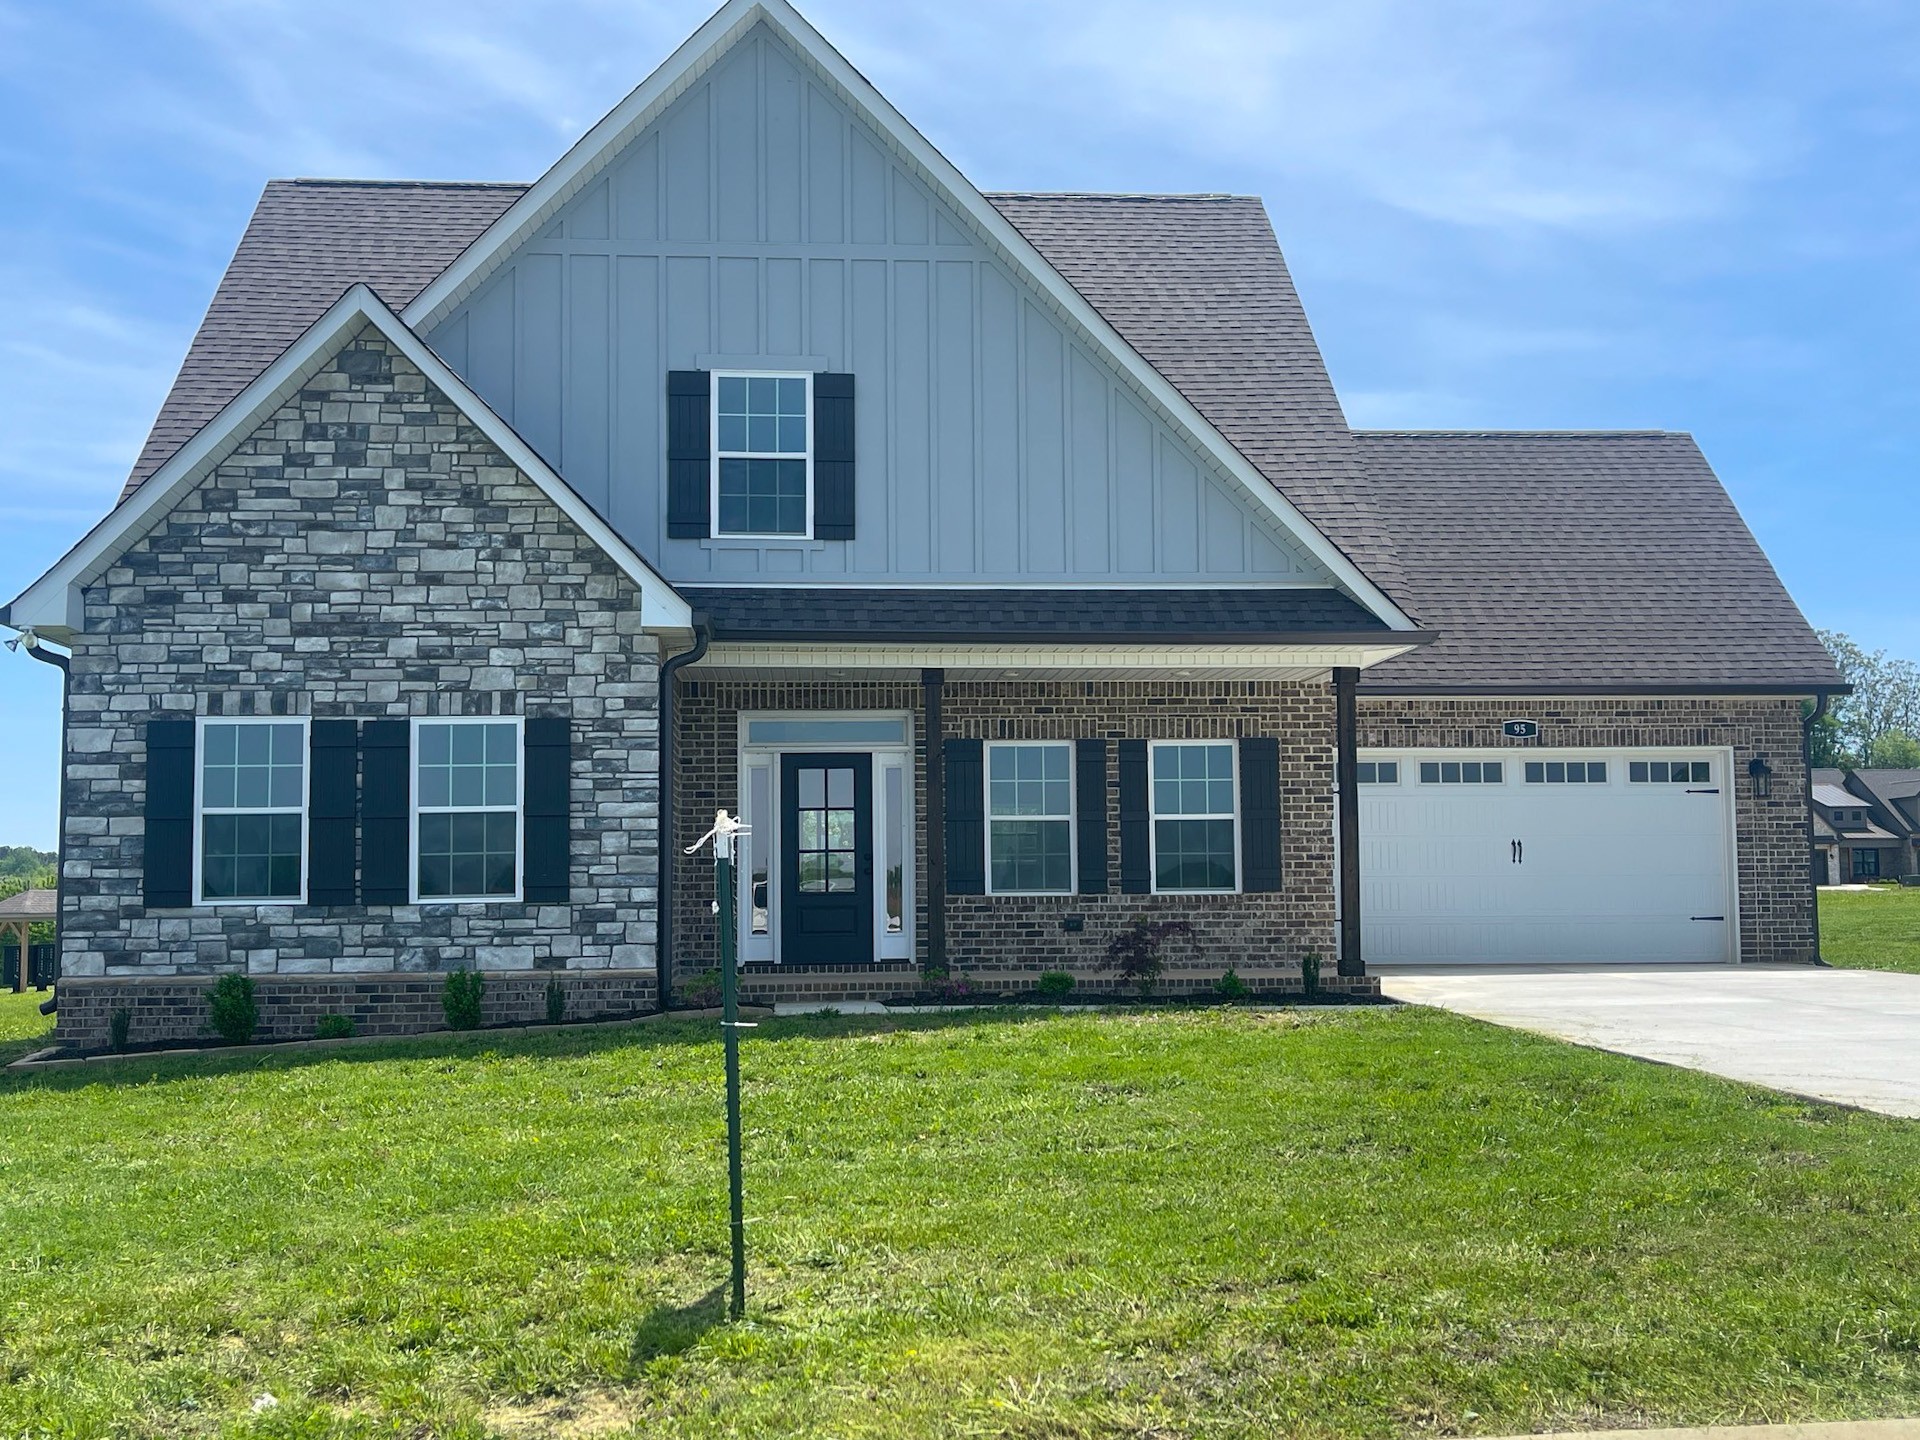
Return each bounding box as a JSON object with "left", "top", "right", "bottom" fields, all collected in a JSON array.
[
  {"left": 922, "top": 668, "right": 946, "bottom": 972},
  {"left": 1334, "top": 666, "right": 1363, "bottom": 977}
]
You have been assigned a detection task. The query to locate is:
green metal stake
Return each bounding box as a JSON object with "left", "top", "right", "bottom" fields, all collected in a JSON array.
[{"left": 707, "top": 811, "right": 749, "bottom": 1320}]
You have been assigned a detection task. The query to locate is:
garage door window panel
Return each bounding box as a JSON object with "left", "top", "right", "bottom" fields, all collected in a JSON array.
[
  {"left": 1629, "top": 760, "right": 1712, "bottom": 785},
  {"left": 1525, "top": 761, "right": 1607, "bottom": 784},
  {"left": 1419, "top": 760, "right": 1504, "bottom": 784}
]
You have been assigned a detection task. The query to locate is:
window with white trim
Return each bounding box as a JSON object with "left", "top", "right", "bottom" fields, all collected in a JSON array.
[
  {"left": 196, "top": 718, "right": 308, "bottom": 903},
  {"left": 1418, "top": 760, "right": 1504, "bottom": 784},
  {"left": 414, "top": 718, "right": 523, "bottom": 902},
  {"left": 1629, "top": 759, "right": 1711, "bottom": 785},
  {"left": 1151, "top": 742, "right": 1238, "bottom": 893},
  {"left": 713, "top": 372, "right": 811, "bottom": 537},
  {"left": 1524, "top": 760, "right": 1607, "bottom": 784},
  {"left": 987, "top": 742, "right": 1073, "bottom": 893},
  {"left": 1356, "top": 761, "right": 1398, "bottom": 784}
]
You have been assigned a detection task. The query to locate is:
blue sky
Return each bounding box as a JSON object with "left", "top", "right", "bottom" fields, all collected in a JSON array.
[{"left": 1, "top": 0, "right": 1915, "bottom": 848}]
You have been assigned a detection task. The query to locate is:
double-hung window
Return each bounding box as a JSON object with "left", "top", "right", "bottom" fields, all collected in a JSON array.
[
  {"left": 413, "top": 718, "right": 523, "bottom": 902},
  {"left": 713, "top": 372, "right": 811, "bottom": 537},
  {"left": 986, "top": 742, "right": 1073, "bottom": 893},
  {"left": 196, "top": 718, "right": 308, "bottom": 903},
  {"left": 1150, "top": 741, "right": 1238, "bottom": 893}
]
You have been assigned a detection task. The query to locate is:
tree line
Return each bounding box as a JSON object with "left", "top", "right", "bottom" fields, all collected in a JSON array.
[{"left": 1812, "top": 631, "right": 1920, "bottom": 770}]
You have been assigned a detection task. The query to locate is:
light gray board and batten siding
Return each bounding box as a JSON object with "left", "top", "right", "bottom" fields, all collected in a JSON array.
[{"left": 425, "top": 22, "right": 1331, "bottom": 589}]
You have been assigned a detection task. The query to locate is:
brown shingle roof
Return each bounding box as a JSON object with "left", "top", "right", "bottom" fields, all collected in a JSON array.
[
  {"left": 1353, "top": 430, "right": 1840, "bottom": 692},
  {"left": 0, "top": 889, "right": 56, "bottom": 919}
]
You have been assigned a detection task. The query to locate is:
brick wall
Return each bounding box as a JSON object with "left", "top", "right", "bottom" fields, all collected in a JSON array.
[
  {"left": 671, "top": 677, "right": 1349, "bottom": 998},
  {"left": 56, "top": 325, "right": 663, "bottom": 1043},
  {"left": 1355, "top": 694, "right": 1815, "bottom": 961},
  {"left": 54, "top": 969, "right": 659, "bottom": 1049}
]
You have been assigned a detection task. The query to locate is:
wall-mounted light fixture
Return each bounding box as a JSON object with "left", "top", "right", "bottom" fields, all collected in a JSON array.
[{"left": 1747, "top": 755, "right": 1773, "bottom": 799}]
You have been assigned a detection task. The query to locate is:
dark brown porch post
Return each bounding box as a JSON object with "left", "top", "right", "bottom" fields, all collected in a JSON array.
[
  {"left": 1334, "top": 666, "right": 1363, "bottom": 977},
  {"left": 922, "top": 668, "right": 946, "bottom": 973}
]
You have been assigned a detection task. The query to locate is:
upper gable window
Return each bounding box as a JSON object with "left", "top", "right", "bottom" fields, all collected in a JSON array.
[{"left": 713, "top": 373, "right": 811, "bottom": 537}]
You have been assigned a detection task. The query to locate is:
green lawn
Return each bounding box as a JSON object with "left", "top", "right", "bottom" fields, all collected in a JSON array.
[
  {"left": 0, "top": 1007, "right": 1916, "bottom": 1440},
  {"left": 0, "top": 985, "right": 53, "bottom": 1064},
  {"left": 1821, "top": 883, "right": 1920, "bottom": 973}
]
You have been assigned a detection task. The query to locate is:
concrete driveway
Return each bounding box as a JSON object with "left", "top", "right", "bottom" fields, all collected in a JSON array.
[{"left": 1378, "top": 966, "right": 1920, "bottom": 1118}]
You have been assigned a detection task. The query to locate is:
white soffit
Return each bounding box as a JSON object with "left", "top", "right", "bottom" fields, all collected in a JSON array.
[
  {"left": 398, "top": 0, "right": 1415, "bottom": 633},
  {"left": 6, "top": 285, "right": 692, "bottom": 638}
]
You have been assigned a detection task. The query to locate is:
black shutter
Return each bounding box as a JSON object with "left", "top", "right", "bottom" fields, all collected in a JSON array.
[
  {"left": 1239, "top": 736, "right": 1282, "bottom": 893},
  {"left": 308, "top": 720, "right": 358, "bottom": 906},
  {"left": 813, "top": 372, "right": 855, "bottom": 541},
  {"left": 1075, "top": 738, "right": 1109, "bottom": 895},
  {"left": 359, "top": 721, "right": 410, "bottom": 905},
  {"left": 666, "top": 370, "right": 711, "bottom": 539},
  {"left": 1118, "top": 739, "right": 1150, "bottom": 894},
  {"left": 143, "top": 718, "right": 195, "bottom": 908},
  {"left": 944, "top": 737, "right": 984, "bottom": 895},
  {"left": 523, "top": 717, "right": 571, "bottom": 903}
]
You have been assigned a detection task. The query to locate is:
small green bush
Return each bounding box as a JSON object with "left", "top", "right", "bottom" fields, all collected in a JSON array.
[
  {"left": 442, "top": 969, "right": 485, "bottom": 1031},
  {"left": 207, "top": 974, "right": 259, "bottom": 1045},
  {"left": 1036, "top": 971, "right": 1075, "bottom": 999},
  {"left": 1213, "top": 969, "right": 1249, "bottom": 1001},
  {"left": 684, "top": 968, "right": 723, "bottom": 1008},
  {"left": 108, "top": 1008, "right": 132, "bottom": 1053},
  {"left": 544, "top": 975, "right": 567, "bottom": 1025},
  {"left": 1301, "top": 952, "right": 1322, "bottom": 998},
  {"left": 315, "top": 1014, "right": 356, "bottom": 1040}
]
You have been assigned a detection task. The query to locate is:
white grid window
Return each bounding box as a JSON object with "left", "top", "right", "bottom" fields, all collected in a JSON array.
[
  {"left": 712, "top": 373, "right": 811, "bottom": 537},
  {"left": 413, "top": 718, "right": 523, "bottom": 902},
  {"left": 987, "top": 743, "right": 1074, "bottom": 894},
  {"left": 1525, "top": 761, "right": 1607, "bottom": 784},
  {"left": 1629, "top": 759, "right": 1711, "bottom": 785},
  {"left": 1150, "top": 742, "right": 1237, "bottom": 893},
  {"left": 196, "top": 718, "right": 308, "bottom": 903},
  {"left": 1419, "top": 760, "right": 1504, "bottom": 785}
]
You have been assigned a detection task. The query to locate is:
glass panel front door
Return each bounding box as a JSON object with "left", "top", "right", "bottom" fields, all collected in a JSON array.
[{"left": 779, "top": 752, "right": 874, "bottom": 964}]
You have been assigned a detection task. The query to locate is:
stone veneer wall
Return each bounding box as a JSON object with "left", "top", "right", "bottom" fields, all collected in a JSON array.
[
  {"left": 671, "top": 678, "right": 1352, "bottom": 1002},
  {"left": 1355, "top": 694, "right": 1814, "bottom": 962},
  {"left": 55, "top": 325, "right": 663, "bottom": 1047}
]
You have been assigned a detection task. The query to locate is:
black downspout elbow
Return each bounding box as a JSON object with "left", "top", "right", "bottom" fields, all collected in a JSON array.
[
  {"left": 655, "top": 618, "right": 710, "bottom": 1012},
  {"left": 24, "top": 637, "right": 70, "bottom": 1012}
]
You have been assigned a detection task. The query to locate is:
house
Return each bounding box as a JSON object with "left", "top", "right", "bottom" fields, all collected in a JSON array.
[
  {"left": 1812, "top": 769, "right": 1920, "bottom": 883},
  {"left": 4, "top": 0, "right": 1843, "bottom": 1047}
]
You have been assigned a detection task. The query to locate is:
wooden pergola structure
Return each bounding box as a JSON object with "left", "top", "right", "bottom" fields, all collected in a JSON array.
[{"left": 0, "top": 889, "right": 54, "bottom": 992}]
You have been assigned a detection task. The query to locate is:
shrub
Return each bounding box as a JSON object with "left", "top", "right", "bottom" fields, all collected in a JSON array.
[
  {"left": 1301, "top": 952, "right": 1322, "bottom": 998},
  {"left": 544, "top": 975, "right": 567, "bottom": 1025},
  {"left": 1213, "top": 969, "right": 1249, "bottom": 1001},
  {"left": 1036, "top": 971, "right": 1075, "bottom": 999},
  {"left": 108, "top": 1008, "right": 132, "bottom": 1053},
  {"left": 929, "top": 973, "right": 976, "bottom": 1003},
  {"left": 315, "top": 1014, "right": 355, "bottom": 1040},
  {"left": 1101, "top": 917, "right": 1193, "bottom": 999},
  {"left": 442, "top": 969, "right": 485, "bottom": 1031},
  {"left": 207, "top": 974, "right": 259, "bottom": 1045},
  {"left": 684, "top": 968, "right": 724, "bottom": 1009}
]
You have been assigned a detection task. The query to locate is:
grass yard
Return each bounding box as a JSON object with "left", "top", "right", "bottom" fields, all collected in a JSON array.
[
  {"left": 0, "top": 985, "right": 53, "bottom": 1064},
  {"left": 0, "top": 1006, "right": 1916, "bottom": 1440},
  {"left": 1821, "top": 883, "right": 1920, "bottom": 973}
]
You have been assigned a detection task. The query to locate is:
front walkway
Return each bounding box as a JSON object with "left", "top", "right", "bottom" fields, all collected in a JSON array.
[{"left": 1379, "top": 966, "right": 1920, "bottom": 1118}]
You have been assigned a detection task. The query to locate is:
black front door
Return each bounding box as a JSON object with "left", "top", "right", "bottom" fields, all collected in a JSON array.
[{"left": 780, "top": 752, "right": 873, "bottom": 964}]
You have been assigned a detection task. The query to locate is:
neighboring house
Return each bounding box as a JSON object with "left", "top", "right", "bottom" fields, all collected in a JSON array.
[
  {"left": 1812, "top": 769, "right": 1920, "bottom": 883},
  {"left": 4, "top": 0, "right": 1843, "bottom": 1047}
]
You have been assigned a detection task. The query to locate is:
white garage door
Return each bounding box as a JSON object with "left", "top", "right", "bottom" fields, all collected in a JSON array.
[{"left": 1358, "top": 749, "right": 1736, "bottom": 965}]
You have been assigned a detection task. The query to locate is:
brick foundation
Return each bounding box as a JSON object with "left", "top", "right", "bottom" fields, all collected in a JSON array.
[{"left": 52, "top": 969, "right": 660, "bottom": 1051}]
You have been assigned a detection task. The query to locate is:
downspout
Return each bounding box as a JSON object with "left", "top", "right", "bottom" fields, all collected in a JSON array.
[
  {"left": 1334, "top": 666, "right": 1363, "bottom": 977},
  {"left": 655, "top": 617, "right": 710, "bottom": 1012},
  {"left": 22, "top": 635, "right": 70, "bottom": 1014},
  {"left": 1804, "top": 690, "right": 1832, "bottom": 965}
]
